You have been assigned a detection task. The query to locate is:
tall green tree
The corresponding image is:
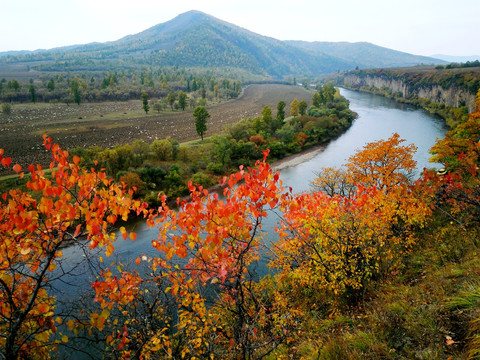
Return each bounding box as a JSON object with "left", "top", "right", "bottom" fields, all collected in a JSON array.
[
  {"left": 167, "top": 92, "right": 176, "bottom": 110},
  {"left": 8, "top": 79, "right": 19, "bottom": 91},
  {"left": 178, "top": 90, "right": 187, "bottom": 111},
  {"left": 46, "top": 78, "right": 55, "bottom": 91},
  {"left": 277, "top": 100, "right": 286, "bottom": 121},
  {"left": 71, "top": 76, "right": 81, "bottom": 105},
  {"left": 312, "top": 92, "right": 321, "bottom": 107},
  {"left": 299, "top": 100, "right": 308, "bottom": 116},
  {"left": 193, "top": 106, "right": 209, "bottom": 141},
  {"left": 29, "top": 85, "right": 36, "bottom": 103},
  {"left": 141, "top": 92, "right": 149, "bottom": 114},
  {"left": 262, "top": 106, "right": 273, "bottom": 122}
]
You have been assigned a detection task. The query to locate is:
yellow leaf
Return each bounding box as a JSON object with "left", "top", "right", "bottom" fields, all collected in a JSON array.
[{"left": 62, "top": 335, "right": 68, "bottom": 343}]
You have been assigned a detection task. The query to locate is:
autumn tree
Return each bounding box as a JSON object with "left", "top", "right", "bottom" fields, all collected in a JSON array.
[
  {"left": 345, "top": 133, "right": 417, "bottom": 191},
  {"left": 290, "top": 98, "right": 299, "bottom": 117},
  {"left": 0, "top": 135, "right": 146, "bottom": 360},
  {"left": 427, "top": 88, "right": 480, "bottom": 226},
  {"left": 193, "top": 106, "right": 209, "bottom": 140},
  {"left": 274, "top": 134, "right": 430, "bottom": 303},
  {"left": 311, "top": 167, "right": 355, "bottom": 197},
  {"left": 143, "top": 150, "right": 292, "bottom": 359}
]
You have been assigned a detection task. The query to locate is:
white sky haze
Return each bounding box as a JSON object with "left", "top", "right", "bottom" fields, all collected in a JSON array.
[{"left": 1, "top": 0, "right": 478, "bottom": 57}]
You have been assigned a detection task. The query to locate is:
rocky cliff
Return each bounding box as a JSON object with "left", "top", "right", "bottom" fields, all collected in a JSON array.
[{"left": 343, "top": 73, "right": 477, "bottom": 112}]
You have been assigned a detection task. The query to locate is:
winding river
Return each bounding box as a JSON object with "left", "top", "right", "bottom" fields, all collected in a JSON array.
[
  {"left": 56, "top": 87, "right": 448, "bottom": 299},
  {"left": 280, "top": 87, "right": 447, "bottom": 192}
]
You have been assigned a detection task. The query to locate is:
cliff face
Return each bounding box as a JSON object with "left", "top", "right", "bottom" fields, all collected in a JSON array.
[{"left": 343, "top": 74, "right": 476, "bottom": 112}]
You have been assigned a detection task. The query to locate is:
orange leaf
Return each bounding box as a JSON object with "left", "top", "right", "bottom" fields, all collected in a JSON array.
[
  {"left": 37, "top": 303, "right": 50, "bottom": 313},
  {"left": 129, "top": 232, "right": 137, "bottom": 241},
  {"left": 13, "top": 164, "right": 22, "bottom": 173},
  {"left": 120, "top": 226, "right": 128, "bottom": 240}
]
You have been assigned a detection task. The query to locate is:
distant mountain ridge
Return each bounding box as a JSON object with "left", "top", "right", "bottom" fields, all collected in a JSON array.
[
  {"left": 287, "top": 41, "right": 444, "bottom": 69},
  {"left": 0, "top": 10, "right": 445, "bottom": 78}
]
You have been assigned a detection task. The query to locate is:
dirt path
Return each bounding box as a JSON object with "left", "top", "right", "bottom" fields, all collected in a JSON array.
[{"left": 0, "top": 84, "right": 313, "bottom": 173}]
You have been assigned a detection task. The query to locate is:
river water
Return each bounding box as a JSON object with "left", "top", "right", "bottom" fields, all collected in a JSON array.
[{"left": 56, "top": 87, "right": 448, "bottom": 300}]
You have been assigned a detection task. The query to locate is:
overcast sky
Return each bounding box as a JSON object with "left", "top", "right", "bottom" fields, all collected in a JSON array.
[{"left": 2, "top": 0, "right": 478, "bottom": 56}]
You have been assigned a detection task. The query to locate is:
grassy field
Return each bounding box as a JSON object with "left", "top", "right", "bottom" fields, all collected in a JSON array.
[{"left": 0, "top": 84, "right": 312, "bottom": 175}]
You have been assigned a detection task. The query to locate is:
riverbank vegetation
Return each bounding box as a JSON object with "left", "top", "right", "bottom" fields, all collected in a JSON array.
[
  {"left": 1, "top": 88, "right": 480, "bottom": 359},
  {"left": 30, "top": 85, "right": 353, "bottom": 204}
]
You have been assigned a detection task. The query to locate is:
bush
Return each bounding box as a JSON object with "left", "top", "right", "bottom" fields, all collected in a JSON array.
[
  {"left": 207, "top": 162, "right": 225, "bottom": 175},
  {"left": 2, "top": 103, "right": 12, "bottom": 115},
  {"left": 190, "top": 172, "right": 214, "bottom": 189}
]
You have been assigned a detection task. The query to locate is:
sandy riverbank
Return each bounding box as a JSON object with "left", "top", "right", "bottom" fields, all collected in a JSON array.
[{"left": 271, "top": 145, "right": 326, "bottom": 171}]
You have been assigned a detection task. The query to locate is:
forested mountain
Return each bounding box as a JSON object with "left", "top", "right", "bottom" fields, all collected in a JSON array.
[
  {"left": 0, "top": 11, "right": 443, "bottom": 79},
  {"left": 287, "top": 41, "right": 445, "bottom": 69}
]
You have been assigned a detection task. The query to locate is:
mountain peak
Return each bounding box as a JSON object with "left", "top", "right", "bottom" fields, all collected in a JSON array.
[{"left": 0, "top": 11, "right": 445, "bottom": 77}]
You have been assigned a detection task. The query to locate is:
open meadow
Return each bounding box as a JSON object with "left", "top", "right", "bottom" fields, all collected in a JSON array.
[{"left": 0, "top": 84, "right": 312, "bottom": 174}]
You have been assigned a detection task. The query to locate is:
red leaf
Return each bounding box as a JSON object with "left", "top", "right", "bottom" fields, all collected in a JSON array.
[{"left": 1, "top": 157, "right": 12, "bottom": 167}]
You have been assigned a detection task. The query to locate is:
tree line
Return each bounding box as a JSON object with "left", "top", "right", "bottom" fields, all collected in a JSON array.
[{"left": 0, "top": 67, "right": 241, "bottom": 106}]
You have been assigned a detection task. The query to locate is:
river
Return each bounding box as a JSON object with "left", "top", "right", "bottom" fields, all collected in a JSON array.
[
  {"left": 55, "top": 87, "right": 448, "bottom": 301},
  {"left": 280, "top": 87, "right": 447, "bottom": 193}
]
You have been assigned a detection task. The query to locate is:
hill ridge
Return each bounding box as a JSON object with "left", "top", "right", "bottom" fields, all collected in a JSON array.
[{"left": 0, "top": 11, "right": 444, "bottom": 78}]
